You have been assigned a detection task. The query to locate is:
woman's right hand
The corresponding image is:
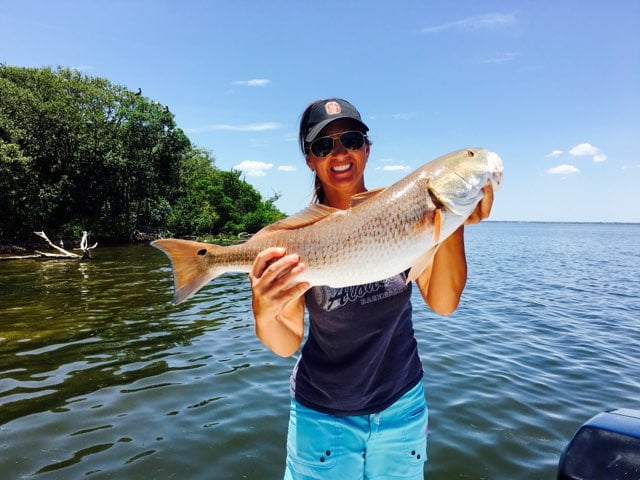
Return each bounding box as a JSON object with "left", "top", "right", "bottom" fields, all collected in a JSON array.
[
  {"left": 249, "top": 247, "right": 310, "bottom": 315},
  {"left": 249, "top": 247, "right": 309, "bottom": 357}
]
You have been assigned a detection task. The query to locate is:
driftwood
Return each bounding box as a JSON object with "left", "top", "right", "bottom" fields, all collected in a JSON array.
[
  {"left": 0, "top": 253, "right": 41, "bottom": 261},
  {"left": 0, "top": 231, "right": 97, "bottom": 261}
]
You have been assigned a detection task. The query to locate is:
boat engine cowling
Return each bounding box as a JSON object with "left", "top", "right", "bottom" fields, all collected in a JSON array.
[{"left": 557, "top": 408, "right": 640, "bottom": 480}]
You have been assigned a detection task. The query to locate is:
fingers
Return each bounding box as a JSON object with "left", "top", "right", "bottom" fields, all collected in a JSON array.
[
  {"left": 250, "top": 248, "right": 310, "bottom": 301},
  {"left": 251, "top": 248, "right": 301, "bottom": 283},
  {"left": 466, "top": 182, "right": 494, "bottom": 225},
  {"left": 284, "top": 278, "right": 312, "bottom": 300},
  {"left": 478, "top": 182, "right": 494, "bottom": 219},
  {"left": 251, "top": 247, "right": 286, "bottom": 279}
]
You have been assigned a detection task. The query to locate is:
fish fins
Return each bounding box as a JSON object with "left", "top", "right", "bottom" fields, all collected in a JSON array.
[
  {"left": 349, "top": 188, "right": 385, "bottom": 208},
  {"left": 253, "top": 204, "right": 338, "bottom": 234},
  {"left": 433, "top": 208, "right": 442, "bottom": 243},
  {"left": 406, "top": 244, "right": 440, "bottom": 283},
  {"left": 151, "top": 238, "right": 224, "bottom": 304},
  {"left": 252, "top": 189, "right": 384, "bottom": 237},
  {"left": 406, "top": 209, "right": 443, "bottom": 283}
]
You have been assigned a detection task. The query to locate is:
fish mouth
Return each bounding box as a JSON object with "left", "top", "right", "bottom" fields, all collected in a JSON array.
[{"left": 487, "top": 151, "right": 504, "bottom": 191}]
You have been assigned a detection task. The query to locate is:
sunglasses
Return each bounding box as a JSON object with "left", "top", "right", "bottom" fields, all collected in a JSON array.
[{"left": 308, "top": 131, "right": 367, "bottom": 158}]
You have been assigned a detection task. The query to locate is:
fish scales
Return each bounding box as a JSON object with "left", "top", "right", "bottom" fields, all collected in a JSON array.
[
  {"left": 245, "top": 178, "right": 434, "bottom": 287},
  {"left": 152, "top": 148, "right": 503, "bottom": 304}
]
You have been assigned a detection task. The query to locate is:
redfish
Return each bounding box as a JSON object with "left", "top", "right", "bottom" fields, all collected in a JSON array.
[{"left": 152, "top": 148, "right": 503, "bottom": 304}]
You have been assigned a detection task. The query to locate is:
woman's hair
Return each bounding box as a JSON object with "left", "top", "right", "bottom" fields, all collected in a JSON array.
[
  {"left": 298, "top": 102, "right": 326, "bottom": 204},
  {"left": 298, "top": 103, "right": 314, "bottom": 156},
  {"left": 298, "top": 102, "right": 371, "bottom": 205}
]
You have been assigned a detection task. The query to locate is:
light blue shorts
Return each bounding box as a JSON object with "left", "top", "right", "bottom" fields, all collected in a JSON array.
[{"left": 284, "top": 381, "right": 428, "bottom": 480}]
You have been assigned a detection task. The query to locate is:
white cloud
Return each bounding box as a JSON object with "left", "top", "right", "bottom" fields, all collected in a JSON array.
[
  {"left": 418, "top": 13, "right": 516, "bottom": 34},
  {"left": 621, "top": 164, "right": 640, "bottom": 171},
  {"left": 232, "top": 79, "right": 270, "bottom": 87},
  {"left": 569, "top": 143, "right": 600, "bottom": 157},
  {"left": 185, "top": 122, "right": 281, "bottom": 133},
  {"left": 476, "top": 52, "right": 521, "bottom": 64},
  {"left": 545, "top": 150, "right": 563, "bottom": 158},
  {"left": 233, "top": 160, "right": 274, "bottom": 177},
  {"left": 568, "top": 143, "right": 607, "bottom": 163},
  {"left": 377, "top": 164, "right": 412, "bottom": 172},
  {"left": 277, "top": 165, "right": 297, "bottom": 172},
  {"left": 392, "top": 113, "right": 411, "bottom": 120},
  {"left": 546, "top": 164, "right": 580, "bottom": 175}
]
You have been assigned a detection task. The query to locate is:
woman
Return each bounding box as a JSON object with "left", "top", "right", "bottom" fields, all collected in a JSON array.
[{"left": 249, "top": 98, "right": 494, "bottom": 479}]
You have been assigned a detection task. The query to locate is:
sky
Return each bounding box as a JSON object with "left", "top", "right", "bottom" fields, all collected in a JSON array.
[{"left": 2, "top": 0, "right": 639, "bottom": 222}]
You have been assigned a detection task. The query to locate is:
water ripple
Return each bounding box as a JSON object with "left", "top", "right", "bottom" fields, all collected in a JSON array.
[{"left": 1, "top": 226, "right": 639, "bottom": 479}]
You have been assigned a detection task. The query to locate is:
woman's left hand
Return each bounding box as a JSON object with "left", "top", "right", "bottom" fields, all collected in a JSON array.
[{"left": 466, "top": 182, "right": 494, "bottom": 225}]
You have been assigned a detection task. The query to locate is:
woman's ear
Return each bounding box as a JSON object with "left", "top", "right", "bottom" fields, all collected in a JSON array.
[{"left": 306, "top": 157, "right": 315, "bottom": 172}]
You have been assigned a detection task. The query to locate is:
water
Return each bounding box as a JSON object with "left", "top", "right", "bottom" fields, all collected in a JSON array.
[{"left": 1, "top": 223, "right": 639, "bottom": 479}]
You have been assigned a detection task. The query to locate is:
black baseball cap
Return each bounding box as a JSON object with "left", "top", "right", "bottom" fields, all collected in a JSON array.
[{"left": 301, "top": 98, "right": 369, "bottom": 145}]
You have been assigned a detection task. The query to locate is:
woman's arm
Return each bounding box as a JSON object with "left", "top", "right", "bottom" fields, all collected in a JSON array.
[
  {"left": 416, "top": 183, "right": 494, "bottom": 315},
  {"left": 416, "top": 226, "right": 467, "bottom": 315},
  {"left": 249, "top": 247, "right": 310, "bottom": 357}
]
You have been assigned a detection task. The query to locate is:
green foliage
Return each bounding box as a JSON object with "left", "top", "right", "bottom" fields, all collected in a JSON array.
[
  {"left": 166, "top": 149, "right": 284, "bottom": 236},
  {"left": 0, "top": 65, "right": 285, "bottom": 243}
]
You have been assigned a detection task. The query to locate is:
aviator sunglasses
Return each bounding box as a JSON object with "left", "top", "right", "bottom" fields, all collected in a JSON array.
[{"left": 308, "top": 131, "right": 367, "bottom": 158}]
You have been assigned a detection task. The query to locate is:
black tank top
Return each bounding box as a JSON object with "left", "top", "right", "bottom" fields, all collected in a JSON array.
[{"left": 291, "top": 272, "right": 424, "bottom": 415}]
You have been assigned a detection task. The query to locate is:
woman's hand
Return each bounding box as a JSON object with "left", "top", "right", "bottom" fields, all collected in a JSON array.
[
  {"left": 466, "top": 182, "right": 494, "bottom": 225},
  {"left": 250, "top": 247, "right": 310, "bottom": 314},
  {"left": 416, "top": 182, "right": 495, "bottom": 315},
  {"left": 249, "top": 247, "right": 309, "bottom": 357}
]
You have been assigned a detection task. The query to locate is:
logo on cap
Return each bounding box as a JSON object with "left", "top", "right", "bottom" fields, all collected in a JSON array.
[{"left": 324, "top": 101, "right": 341, "bottom": 115}]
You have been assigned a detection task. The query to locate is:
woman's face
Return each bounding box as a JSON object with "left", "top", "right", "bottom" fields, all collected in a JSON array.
[{"left": 306, "top": 119, "right": 370, "bottom": 204}]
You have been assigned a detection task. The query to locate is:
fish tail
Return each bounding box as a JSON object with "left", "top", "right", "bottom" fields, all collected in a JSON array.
[{"left": 151, "top": 239, "right": 226, "bottom": 304}]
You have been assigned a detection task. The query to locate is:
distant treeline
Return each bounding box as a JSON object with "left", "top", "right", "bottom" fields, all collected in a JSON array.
[{"left": 0, "top": 64, "right": 285, "bottom": 244}]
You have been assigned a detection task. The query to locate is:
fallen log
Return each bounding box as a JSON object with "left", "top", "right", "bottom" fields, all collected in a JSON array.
[
  {"left": 34, "top": 230, "right": 81, "bottom": 258},
  {"left": 0, "top": 231, "right": 97, "bottom": 261},
  {"left": 0, "top": 254, "right": 41, "bottom": 261}
]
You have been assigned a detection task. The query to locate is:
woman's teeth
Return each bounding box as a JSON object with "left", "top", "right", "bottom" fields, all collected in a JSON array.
[{"left": 332, "top": 164, "right": 351, "bottom": 172}]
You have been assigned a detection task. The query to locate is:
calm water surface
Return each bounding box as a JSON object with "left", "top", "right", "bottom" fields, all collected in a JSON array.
[{"left": 1, "top": 223, "right": 639, "bottom": 479}]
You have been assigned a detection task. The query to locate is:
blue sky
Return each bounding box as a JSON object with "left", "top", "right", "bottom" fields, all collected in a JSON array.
[{"left": 2, "top": 1, "right": 639, "bottom": 222}]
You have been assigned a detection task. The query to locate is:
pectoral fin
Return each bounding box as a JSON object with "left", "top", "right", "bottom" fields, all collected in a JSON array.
[
  {"left": 407, "top": 208, "right": 443, "bottom": 283},
  {"left": 406, "top": 244, "right": 440, "bottom": 283},
  {"left": 432, "top": 208, "right": 442, "bottom": 243}
]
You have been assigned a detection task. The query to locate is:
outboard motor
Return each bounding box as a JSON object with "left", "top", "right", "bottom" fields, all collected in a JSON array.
[{"left": 557, "top": 408, "right": 640, "bottom": 480}]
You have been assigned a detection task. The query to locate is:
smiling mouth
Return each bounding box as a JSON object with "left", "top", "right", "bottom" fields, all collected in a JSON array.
[{"left": 331, "top": 163, "right": 352, "bottom": 173}]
